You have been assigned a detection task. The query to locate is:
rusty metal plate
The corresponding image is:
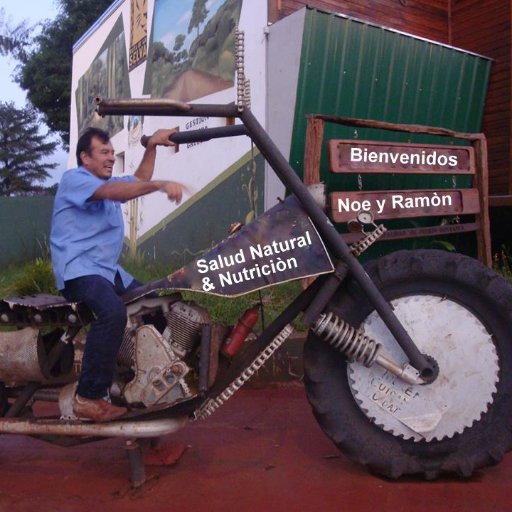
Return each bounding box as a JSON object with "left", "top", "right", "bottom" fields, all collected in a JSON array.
[
  {"left": 0, "top": 295, "right": 91, "bottom": 328},
  {"left": 2, "top": 294, "right": 71, "bottom": 310},
  {"left": 166, "top": 197, "right": 333, "bottom": 297}
]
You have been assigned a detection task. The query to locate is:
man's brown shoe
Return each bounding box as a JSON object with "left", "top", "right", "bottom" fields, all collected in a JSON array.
[{"left": 73, "top": 394, "right": 127, "bottom": 422}]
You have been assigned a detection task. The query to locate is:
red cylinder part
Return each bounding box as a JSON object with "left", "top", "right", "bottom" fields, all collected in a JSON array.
[{"left": 221, "top": 307, "right": 259, "bottom": 357}]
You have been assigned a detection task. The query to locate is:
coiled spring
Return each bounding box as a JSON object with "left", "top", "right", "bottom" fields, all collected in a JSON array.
[
  {"left": 313, "top": 312, "right": 381, "bottom": 367},
  {"left": 350, "top": 224, "right": 387, "bottom": 257},
  {"left": 244, "top": 78, "right": 251, "bottom": 110},
  {"left": 194, "top": 324, "right": 294, "bottom": 420}
]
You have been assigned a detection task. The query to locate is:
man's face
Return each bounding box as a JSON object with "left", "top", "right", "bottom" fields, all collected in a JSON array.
[{"left": 81, "top": 136, "right": 115, "bottom": 179}]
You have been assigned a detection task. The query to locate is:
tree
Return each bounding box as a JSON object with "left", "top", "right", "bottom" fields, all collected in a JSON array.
[
  {"left": 173, "top": 34, "right": 186, "bottom": 52},
  {"left": 0, "top": 102, "right": 58, "bottom": 196},
  {"left": 188, "top": 0, "right": 209, "bottom": 37},
  {"left": 0, "top": 8, "right": 31, "bottom": 61},
  {"left": 173, "top": 34, "right": 189, "bottom": 65},
  {"left": 16, "top": 0, "right": 114, "bottom": 148}
]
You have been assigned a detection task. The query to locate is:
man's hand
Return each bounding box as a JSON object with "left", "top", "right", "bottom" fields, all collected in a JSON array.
[
  {"left": 146, "top": 129, "right": 178, "bottom": 149},
  {"left": 135, "top": 128, "right": 178, "bottom": 181},
  {"left": 162, "top": 181, "right": 186, "bottom": 204}
]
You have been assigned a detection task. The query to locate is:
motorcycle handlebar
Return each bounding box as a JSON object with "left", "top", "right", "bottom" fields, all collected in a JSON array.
[{"left": 140, "top": 124, "right": 249, "bottom": 147}]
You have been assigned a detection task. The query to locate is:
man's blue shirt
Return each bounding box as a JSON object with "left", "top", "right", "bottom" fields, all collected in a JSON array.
[{"left": 50, "top": 166, "right": 136, "bottom": 290}]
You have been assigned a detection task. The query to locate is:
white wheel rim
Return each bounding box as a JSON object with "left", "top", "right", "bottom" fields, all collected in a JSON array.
[{"left": 348, "top": 295, "right": 499, "bottom": 442}]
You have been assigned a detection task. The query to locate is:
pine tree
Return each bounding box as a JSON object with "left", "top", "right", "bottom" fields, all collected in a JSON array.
[{"left": 0, "top": 102, "right": 58, "bottom": 196}]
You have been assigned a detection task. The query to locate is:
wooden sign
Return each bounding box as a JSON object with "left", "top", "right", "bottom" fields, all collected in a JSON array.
[
  {"left": 330, "top": 188, "right": 480, "bottom": 223},
  {"left": 302, "top": 114, "right": 491, "bottom": 266},
  {"left": 329, "top": 139, "right": 475, "bottom": 174}
]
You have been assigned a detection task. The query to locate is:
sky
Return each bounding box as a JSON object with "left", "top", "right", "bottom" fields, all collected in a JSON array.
[
  {"left": 155, "top": 0, "right": 221, "bottom": 51},
  {"left": 0, "top": 0, "right": 67, "bottom": 184}
]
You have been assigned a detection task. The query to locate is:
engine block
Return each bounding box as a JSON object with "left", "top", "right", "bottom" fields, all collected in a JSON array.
[
  {"left": 122, "top": 324, "right": 193, "bottom": 407},
  {"left": 120, "top": 298, "right": 210, "bottom": 408}
]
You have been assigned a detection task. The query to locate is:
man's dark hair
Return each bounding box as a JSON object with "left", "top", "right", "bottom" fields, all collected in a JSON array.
[{"left": 76, "top": 127, "right": 110, "bottom": 166}]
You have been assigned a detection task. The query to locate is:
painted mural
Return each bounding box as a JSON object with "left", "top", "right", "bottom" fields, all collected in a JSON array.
[
  {"left": 70, "top": 0, "right": 268, "bottom": 267},
  {"left": 129, "top": 0, "right": 148, "bottom": 70},
  {"left": 75, "top": 16, "right": 131, "bottom": 137},
  {"left": 143, "top": 0, "right": 242, "bottom": 101}
]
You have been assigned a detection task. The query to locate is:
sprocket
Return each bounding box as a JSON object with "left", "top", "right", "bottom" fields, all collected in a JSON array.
[{"left": 348, "top": 295, "right": 499, "bottom": 442}]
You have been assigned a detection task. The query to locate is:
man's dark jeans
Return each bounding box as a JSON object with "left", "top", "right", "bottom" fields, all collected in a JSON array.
[{"left": 61, "top": 274, "right": 140, "bottom": 399}]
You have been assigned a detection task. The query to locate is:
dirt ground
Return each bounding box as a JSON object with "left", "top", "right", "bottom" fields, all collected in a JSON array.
[{"left": 0, "top": 383, "right": 510, "bottom": 512}]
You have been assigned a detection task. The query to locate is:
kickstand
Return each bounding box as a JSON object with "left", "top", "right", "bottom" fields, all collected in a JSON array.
[
  {"left": 124, "top": 436, "right": 188, "bottom": 487},
  {"left": 125, "top": 438, "right": 146, "bottom": 488}
]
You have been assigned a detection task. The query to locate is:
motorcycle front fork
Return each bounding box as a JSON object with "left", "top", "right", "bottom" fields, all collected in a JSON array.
[
  {"left": 302, "top": 262, "right": 437, "bottom": 386},
  {"left": 240, "top": 109, "right": 437, "bottom": 383}
]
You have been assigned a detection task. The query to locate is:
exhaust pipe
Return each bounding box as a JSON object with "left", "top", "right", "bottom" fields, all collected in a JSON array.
[{"left": 0, "top": 416, "right": 188, "bottom": 438}]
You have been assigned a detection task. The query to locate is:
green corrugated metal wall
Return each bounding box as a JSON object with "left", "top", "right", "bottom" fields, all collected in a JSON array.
[
  {"left": 0, "top": 196, "right": 54, "bottom": 266},
  {"left": 289, "top": 8, "right": 492, "bottom": 256}
]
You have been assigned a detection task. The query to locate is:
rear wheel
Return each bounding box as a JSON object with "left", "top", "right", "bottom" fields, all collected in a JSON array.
[{"left": 303, "top": 249, "right": 512, "bottom": 479}]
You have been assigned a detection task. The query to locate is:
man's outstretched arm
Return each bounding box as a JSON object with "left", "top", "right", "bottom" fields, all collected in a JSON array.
[{"left": 92, "top": 179, "right": 184, "bottom": 204}]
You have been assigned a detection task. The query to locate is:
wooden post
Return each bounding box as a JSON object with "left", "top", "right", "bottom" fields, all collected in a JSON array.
[
  {"left": 303, "top": 116, "right": 324, "bottom": 186},
  {"left": 302, "top": 116, "right": 325, "bottom": 289},
  {"left": 473, "top": 136, "right": 492, "bottom": 266},
  {"left": 128, "top": 198, "right": 138, "bottom": 258}
]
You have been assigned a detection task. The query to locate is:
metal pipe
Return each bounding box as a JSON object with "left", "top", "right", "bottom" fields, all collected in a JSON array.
[
  {"left": 5, "top": 382, "right": 40, "bottom": 418},
  {"left": 302, "top": 262, "right": 348, "bottom": 327},
  {"left": 239, "top": 108, "right": 435, "bottom": 380},
  {"left": 140, "top": 125, "right": 248, "bottom": 147},
  {"left": 199, "top": 324, "right": 211, "bottom": 393},
  {"left": 0, "top": 416, "right": 188, "bottom": 438},
  {"left": 95, "top": 98, "right": 240, "bottom": 119},
  {"left": 125, "top": 439, "right": 146, "bottom": 488},
  {"left": 7, "top": 387, "right": 61, "bottom": 402}
]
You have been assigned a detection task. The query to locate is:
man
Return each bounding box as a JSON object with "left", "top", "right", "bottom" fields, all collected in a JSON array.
[{"left": 51, "top": 127, "right": 185, "bottom": 422}]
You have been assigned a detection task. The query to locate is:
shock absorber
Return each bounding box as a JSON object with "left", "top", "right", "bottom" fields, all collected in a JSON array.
[
  {"left": 313, "top": 312, "right": 381, "bottom": 367},
  {"left": 312, "top": 312, "right": 424, "bottom": 384}
]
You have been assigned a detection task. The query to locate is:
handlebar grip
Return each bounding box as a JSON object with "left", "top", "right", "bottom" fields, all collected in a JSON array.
[{"left": 140, "top": 125, "right": 248, "bottom": 147}]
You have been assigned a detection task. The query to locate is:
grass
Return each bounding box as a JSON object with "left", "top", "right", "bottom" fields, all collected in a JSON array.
[
  {"left": 493, "top": 246, "right": 512, "bottom": 282},
  {"left": 0, "top": 255, "right": 305, "bottom": 332},
  {"left": 0, "top": 263, "right": 40, "bottom": 297},
  {"left": 182, "top": 280, "right": 304, "bottom": 330}
]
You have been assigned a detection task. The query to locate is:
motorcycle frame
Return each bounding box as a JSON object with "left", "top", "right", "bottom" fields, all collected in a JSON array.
[{"left": 96, "top": 98, "right": 436, "bottom": 381}]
